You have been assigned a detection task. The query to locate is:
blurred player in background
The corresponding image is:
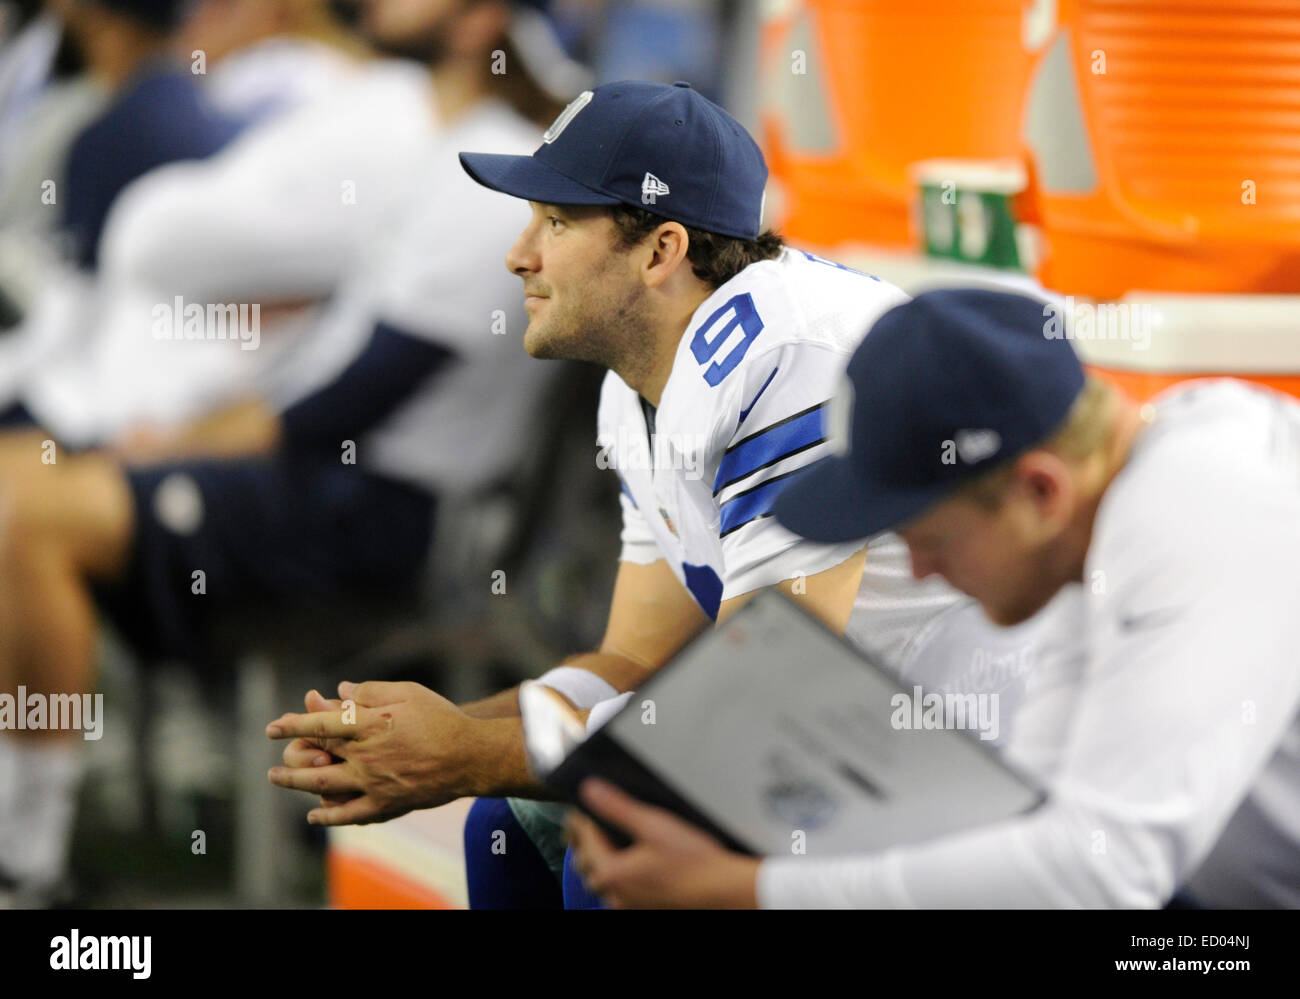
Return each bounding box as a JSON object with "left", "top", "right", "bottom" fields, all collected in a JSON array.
[
  {"left": 0, "top": 0, "right": 366, "bottom": 341},
  {"left": 0, "top": 0, "right": 98, "bottom": 315},
  {"left": 175, "top": 0, "right": 370, "bottom": 122},
  {"left": 0, "top": 0, "right": 574, "bottom": 906},
  {"left": 568, "top": 290, "right": 1300, "bottom": 908},
  {"left": 0, "top": 0, "right": 371, "bottom": 436},
  {"left": 266, "top": 80, "right": 1053, "bottom": 909},
  {"left": 51, "top": 0, "right": 244, "bottom": 274}
]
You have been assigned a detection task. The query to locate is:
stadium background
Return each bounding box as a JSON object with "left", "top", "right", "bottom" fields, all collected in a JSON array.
[{"left": 1, "top": 0, "right": 1296, "bottom": 908}]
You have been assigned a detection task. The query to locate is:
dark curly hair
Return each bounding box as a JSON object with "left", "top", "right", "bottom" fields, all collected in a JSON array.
[{"left": 609, "top": 204, "right": 784, "bottom": 290}]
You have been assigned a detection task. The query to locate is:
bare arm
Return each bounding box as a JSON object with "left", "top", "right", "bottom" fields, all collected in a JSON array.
[
  {"left": 452, "top": 549, "right": 867, "bottom": 797},
  {"left": 268, "top": 558, "right": 709, "bottom": 817},
  {"left": 113, "top": 397, "right": 281, "bottom": 464},
  {"left": 717, "top": 546, "right": 867, "bottom": 635},
  {"left": 268, "top": 549, "right": 868, "bottom": 821}
]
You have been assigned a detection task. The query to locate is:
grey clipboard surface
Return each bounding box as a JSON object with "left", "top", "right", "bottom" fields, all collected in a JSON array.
[{"left": 592, "top": 589, "right": 1046, "bottom": 857}]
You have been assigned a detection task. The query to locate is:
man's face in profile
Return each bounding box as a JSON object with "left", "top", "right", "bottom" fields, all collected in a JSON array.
[
  {"left": 505, "top": 202, "right": 650, "bottom": 369},
  {"left": 898, "top": 484, "right": 1066, "bottom": 627}
]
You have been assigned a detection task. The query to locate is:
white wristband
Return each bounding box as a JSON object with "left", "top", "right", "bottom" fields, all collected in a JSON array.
[
  {"left": 535, "top": 666, "right": 619, "bottom": 710},
  {"left": 586, "top": 691, "right": 633, "bottom": 733}
]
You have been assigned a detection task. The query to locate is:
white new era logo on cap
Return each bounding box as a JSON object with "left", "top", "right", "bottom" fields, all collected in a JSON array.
[
  {"left": 641, "top": 172, "right": 670, "bottom": 204},
  {"left": 954, "top": 428, "right": 1001, "bottom": 464}
]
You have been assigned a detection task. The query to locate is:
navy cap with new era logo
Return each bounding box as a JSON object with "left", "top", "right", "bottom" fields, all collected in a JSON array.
[
  {"left": 459, "top": 80, "right": 767, "bottom": 239},
  {"left": 774, "top": 289, "right": 1086, "bottom": 543}
]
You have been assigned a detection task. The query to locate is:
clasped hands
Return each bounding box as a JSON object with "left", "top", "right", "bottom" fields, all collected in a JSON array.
[
  {"left": 265, "top": 680, "right": 483, "bottom": 825},
  {"left": 266, "top": 679, "right": 761, "bottom": 907}
]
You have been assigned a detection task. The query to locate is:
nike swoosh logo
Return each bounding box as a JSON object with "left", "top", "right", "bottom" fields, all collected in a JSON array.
[
  {"left": 738, "top": 367, "right": 779, "bottom": 425},
  {"left": 1118, "top": 606, "right": 1187, "bottom": 632}
]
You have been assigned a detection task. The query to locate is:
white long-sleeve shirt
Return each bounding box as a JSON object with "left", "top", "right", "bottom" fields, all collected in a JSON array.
[
  {"left": 758, "top": 380, "right": 1300, "bottom": 908},
  {"left": 97, "top": 57, "right": 434, "bottom": 304},
  {"left": 15, "top": 58, "right": 435, "bottom": 443}
]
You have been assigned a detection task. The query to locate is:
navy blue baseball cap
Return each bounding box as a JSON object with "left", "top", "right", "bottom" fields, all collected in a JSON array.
[
  {"left": 773, "top": 289, "right": 1086, "bottom": 543},
  {"left": 459, "top": 80, "right": 767, "bottom": 240}
]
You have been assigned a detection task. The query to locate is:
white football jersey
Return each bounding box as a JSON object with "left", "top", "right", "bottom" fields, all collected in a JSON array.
[{"left": 597, "top": 247, "right": 962, "bottom": 666}]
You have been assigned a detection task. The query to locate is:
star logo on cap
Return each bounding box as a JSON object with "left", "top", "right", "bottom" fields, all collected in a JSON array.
[{"left": 542, "top": 90, "right": 593, "bottom": 144}]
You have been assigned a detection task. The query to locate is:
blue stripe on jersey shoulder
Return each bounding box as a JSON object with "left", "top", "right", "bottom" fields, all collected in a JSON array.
[
  {"left": 718, "top": 466, "right": 809, "bottom": 537},
  {"left": 714, "top": 401, "right": 828, "bottom": 495},
  {"left": 737, "top": 367, "right": 779, "bottom": 426},
  {"left": 619, "top": 477, "right": 638, "bottom": 509}
]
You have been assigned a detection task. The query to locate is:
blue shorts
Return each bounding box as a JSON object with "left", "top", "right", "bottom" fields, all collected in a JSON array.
[
  {"left": 562, "top": 846, "right": 605, "bottom": 910},
  {"left": 95, "top": 454, "right": 434, "bottom": 663}
]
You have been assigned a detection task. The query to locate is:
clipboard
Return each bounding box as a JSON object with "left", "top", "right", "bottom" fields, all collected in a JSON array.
[{"left": 523, "top": 589, "right": 1046, "bottom": 856}]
